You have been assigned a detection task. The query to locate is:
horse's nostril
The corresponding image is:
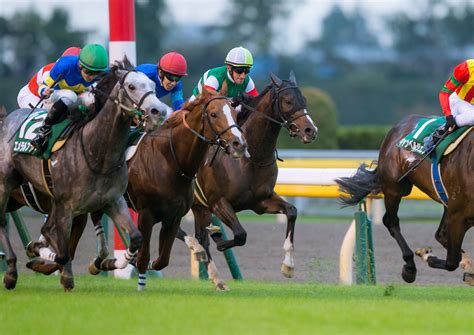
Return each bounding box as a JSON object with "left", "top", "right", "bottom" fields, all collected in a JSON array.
[
  {"left": 305, "top": 127, "right": 313, "bottom": 135},
  {"left": 232, "top": 140, "right": 241, "bottom": 149},
  {"left": 150, "top": 108, "right": 159, "bottom": 115}
]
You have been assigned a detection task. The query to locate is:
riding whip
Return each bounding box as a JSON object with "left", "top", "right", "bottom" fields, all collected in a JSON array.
[
  {"left": 397, "top": 128, "right": 451, "bottom": 182},
  {"left": 8, "top": 74, "right": 63, "bottom": 143}
]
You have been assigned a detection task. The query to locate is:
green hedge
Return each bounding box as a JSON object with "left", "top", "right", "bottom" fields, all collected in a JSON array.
[{"left": 337, "top": 125, "right": 391, "bottom": 149}]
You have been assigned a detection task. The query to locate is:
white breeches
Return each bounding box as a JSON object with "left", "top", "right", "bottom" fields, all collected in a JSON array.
[
  {"left": 449, "top": 92, "right": 474, "bottom": 127},
  {"left": 17, "top": 86, "right": 95, "bottom": 110}
]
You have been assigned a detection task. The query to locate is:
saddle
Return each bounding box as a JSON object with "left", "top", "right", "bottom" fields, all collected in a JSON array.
[{"left": 13, "top": 110, "right": 77, "bottom": 160}]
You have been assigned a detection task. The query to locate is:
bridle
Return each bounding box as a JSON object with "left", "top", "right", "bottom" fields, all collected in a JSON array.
[
  {"left": 239, "top": 83, "right": 310, "bottom": 137},
  {"left": 169, "top": 96, "right": 243, "bottom": 179},
  {"left": 81, "top": 70, "right": 156, "bottom": 176}
]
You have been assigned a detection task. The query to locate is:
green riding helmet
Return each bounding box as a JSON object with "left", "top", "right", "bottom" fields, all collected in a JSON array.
[
  {"left": 225, "top": 46, "right": 253, "bottom": 68},
  {"left": 79, "top": 44, "right": 109, "bottom": 72}
]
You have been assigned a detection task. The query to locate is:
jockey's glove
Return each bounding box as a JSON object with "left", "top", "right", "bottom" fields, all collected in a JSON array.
[{"left": 445, "top": 115, "right": 456, "bottom": 131}]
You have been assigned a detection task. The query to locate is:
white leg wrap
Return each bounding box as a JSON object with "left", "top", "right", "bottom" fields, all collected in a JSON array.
[
  {"left": 115, "top": 248, "right": 135, "bottom": 269},
  {"left": 137, "top": 273, "right": 147, "bottom": 291},
  {"left": 282, "top": 234, "right": 294, "bottom": 268},
  {"left": 422, "top": 250, "right": 434, "bottom": 261},
  {"left": 39, "top": 247, "right": 56, "bottom": 262}
]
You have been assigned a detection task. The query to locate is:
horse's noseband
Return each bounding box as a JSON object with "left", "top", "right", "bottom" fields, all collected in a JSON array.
[{"left": 270, "top": 85, "right": 310, "bottom": 136}]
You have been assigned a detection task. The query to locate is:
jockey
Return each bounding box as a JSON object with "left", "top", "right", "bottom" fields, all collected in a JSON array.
[
  {"left": 28, "top": 43, "right": 109, "bottom": 151},
  {"left": 135, "top": 51, "right": 187, "bottom": 116},
  {"left": 424, "top": 59, "right": 474, "bottom": 151},
  {"left": 189, "top": 46, "right": 258, "bottom": 107},
  {"left": 439, "top": 59, "right": 474, "bottom": 129},
  {"left": 17, "top": 46, "right": 81, "bottom": 110}
]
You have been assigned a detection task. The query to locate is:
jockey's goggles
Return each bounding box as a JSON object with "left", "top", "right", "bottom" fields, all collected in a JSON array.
[
  {"left": 163, "top": 72, "right": 182, "bottom": 83},
  {"left": 81, "top": 67, "right": 102, "bottom": 76},
  {"left": 232, "top": 67, "right": 250, "bottom": 75}
]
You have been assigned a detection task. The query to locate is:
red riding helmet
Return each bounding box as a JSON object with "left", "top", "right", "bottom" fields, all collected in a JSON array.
[
  {"left": 62, "top": 46, "right": 81, "bottom": 56},
  {"left": 158, "top": 52, "right": 188, "bottom": 76}
]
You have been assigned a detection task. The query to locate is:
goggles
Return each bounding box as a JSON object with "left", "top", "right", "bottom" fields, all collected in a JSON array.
[
  {"left": 163, "top": 72, "right": 182, "bottom": 82},
  {"left": 232, "top": 67, "right": 250, "bottom": 75}
]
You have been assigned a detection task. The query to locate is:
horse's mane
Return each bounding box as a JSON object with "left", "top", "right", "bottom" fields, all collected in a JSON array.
[
  {"left": 69, "top": 57, "right": 134, "bottom": 123},
  {"left": 237, "top": 84, "right": 273, "bottom": 126},
  {"left": 163, "top": 90, "right": 221, "bottom": 129}
]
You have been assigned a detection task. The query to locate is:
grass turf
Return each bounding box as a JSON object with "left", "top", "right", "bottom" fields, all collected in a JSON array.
[{"left": 0, "top": 275, "right": 472, "bottom": 335}]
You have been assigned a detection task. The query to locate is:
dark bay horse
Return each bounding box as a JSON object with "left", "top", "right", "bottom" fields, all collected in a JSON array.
[
  {"left": 0, "top": 61, "right": 169, "bottom": 290},
  {"left": 82, "top": 88, "right": 247, "bottom": 290},
  {"left": 178, "top": 72, "right": 318, "bottom": 289},
  {"left": 337, "top": 114, "right": 474, "bottom": 284}
]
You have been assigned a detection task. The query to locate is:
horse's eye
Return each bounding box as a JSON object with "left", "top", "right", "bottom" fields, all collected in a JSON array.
[
  {"left": 284, "top": 98, "right": 293, "bottom": 105},
  {"left": 210, "top": 112, "right": 217, "bottom": 118},
  {"left": 128, "top": 84, "right": 136, "bottom": 91}
]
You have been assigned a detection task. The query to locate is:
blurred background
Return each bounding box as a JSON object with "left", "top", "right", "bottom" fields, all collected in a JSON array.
[{"left": 1, "top": 0, "right": 473, "bottom": 150}]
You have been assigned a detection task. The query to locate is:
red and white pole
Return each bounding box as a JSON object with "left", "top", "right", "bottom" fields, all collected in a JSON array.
[
  {"left": 109, "top": 0, "right": 137, "bottom": 66},
  {"left": 108, "top": 0, "right": 137, "bottom": 279}
]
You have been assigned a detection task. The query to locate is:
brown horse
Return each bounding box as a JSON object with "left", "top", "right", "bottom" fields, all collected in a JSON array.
[
  {"left": 177, "top": 72, "right": 318, "bottom": 289},
  {"left": 337, "top": 114, "right": 474, "bottom": 284},
  {"left": 79, "top": 88, "right": 247, "bottom": 290},
  {"left": 0, "top": 60, "right": 168, "bottom": 290}
]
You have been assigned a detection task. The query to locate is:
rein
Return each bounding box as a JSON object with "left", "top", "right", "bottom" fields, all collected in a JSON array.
[
  {"left": 169, "top": 96, "right": 242, "bottom": 179},
  {"left": 81, "top": 70, "right": 154, "bottom": 176},
  {"left": 238, "top": 84, "right": 309, "bottom": 137}
]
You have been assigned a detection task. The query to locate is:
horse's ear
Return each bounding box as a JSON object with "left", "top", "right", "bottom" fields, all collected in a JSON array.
[
  {"left": 289, "top": 70, "right": 297, "bottom": 85},
  {"left": 270, "top": 72, "right": 283, "bottom": 87},
  {"left": 0, "top": 106, "right": 6, "bottom": 118},
  {"left": 201, "top": 87, "right": 211, "bottom": 100}
]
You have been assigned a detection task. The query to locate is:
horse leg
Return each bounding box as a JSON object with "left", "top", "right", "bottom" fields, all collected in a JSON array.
[
  {"left": 133, "top": 208, "right": 154, "bottom": 291},
  {"left": 150, "top": 217, "right": 181, "bottom": 271},
  {"left": 26, "top": 214, "right": 87, "bottom": 278},
  {"left": 0, "top": 204, "right": 18, "bottom": 289},
  {"left": 87, "top": 210, "right": 110, "bottom": 275},
  {"left": 252, "top": 192, "right": 296, "bottom": 278},
  {"left": 382, "top": 192, "right": 417, "bottom": 283},
  {"left": 210, "top": 198, "right": 246, "bottom": 251},
  {"left": 188, "top": 204, "right": 228, "bottom": 290},
  {"left": 424, "top": 212, "right": 466, "bottom": 272},
  {"left": 39, "top": 204, "right": 72, "bottom": 266},
  {"left": 99, "top": 197, "right": 142, "bottom": 271},
  {"left": 176, "top": 227, "right": 207, "bottom": 262}
]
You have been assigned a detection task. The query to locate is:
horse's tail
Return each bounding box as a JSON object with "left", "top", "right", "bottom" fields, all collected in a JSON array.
[{"left": 336, "top": 163, "right": 381, "bottom": 206}]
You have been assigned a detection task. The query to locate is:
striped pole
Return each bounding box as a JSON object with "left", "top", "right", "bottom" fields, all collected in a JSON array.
[{"left": 109, "top": 0, "right": 137, "bottom": 279}]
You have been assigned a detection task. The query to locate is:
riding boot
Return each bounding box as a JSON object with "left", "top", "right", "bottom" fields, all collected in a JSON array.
[{"left": 30, "top": 99, "right": 68, "bottom": 152}]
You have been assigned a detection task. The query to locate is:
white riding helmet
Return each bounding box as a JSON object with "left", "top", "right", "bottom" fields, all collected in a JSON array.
[{"left": 225, "top": 47, "right": 253, "bottom": 68}]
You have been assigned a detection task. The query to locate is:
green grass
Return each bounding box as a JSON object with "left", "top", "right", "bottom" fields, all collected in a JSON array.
[{"left": 0, "top": 276, "right": 473, "bottom": 335}]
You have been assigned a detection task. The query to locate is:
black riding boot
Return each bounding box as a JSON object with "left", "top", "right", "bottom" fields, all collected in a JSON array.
[{"left": 30, "top": 99, "right": 68, "bottom": 152}]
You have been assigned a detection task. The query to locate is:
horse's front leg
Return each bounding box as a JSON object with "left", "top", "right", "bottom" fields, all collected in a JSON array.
[
  {"left": 150, "top": 217, "right": 181, "bottom": 271},
  {"left": 39, "top": 204, "right": 72, "bottom": 266},
  {"left": 211, "top": 198, "right": 246, "bottom": 251},
  {"left": 99, "top": 196, "right": 142, "bottom": 271},
  {"left": 135, "top": 208, "right": 154, "bottom": 291},
  {"left": 0, "top": 205, "right": 18, "bottom": 289},
  {"left": 382, "top": 190, "right": 417, "bottom": 283},
  {"left": 252, "top": 192, "right": 297, "bottom": 278}
]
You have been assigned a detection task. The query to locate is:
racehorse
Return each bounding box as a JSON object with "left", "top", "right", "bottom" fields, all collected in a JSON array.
[
  {"left": 72, "top": 88, "right": 246, "bottom": 290},
  {"left": 177, "top": 72, "right": 318, "bottom": 290},
  {"left": 0, "top": 60, "right": 169, "bottom": 290},
  {"left": 336, "top": 114, "right": 474, "bottom": 284}
]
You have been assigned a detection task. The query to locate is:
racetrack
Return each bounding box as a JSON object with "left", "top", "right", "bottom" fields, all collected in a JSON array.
[{"left": 6, "top": 210, "right": 474, "bottom": 287}]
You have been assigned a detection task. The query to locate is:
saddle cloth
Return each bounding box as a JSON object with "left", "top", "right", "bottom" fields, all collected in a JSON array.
[
  {"left": 13, "top": 110, "right": 72, "bottom": 159},
  {"left": 397, "top": 116, "right": 472, "bottom": 159}
]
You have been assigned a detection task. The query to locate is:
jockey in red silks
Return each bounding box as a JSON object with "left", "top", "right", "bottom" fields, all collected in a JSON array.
[
  {"left": 439, "top": 59, "right": 474, "bottom": 129},
  {"left": 20, "top": 44, "right": 109, "bottom": 152},
  {"left": 189, "top": 46, "right": 258, "bottom": 111},
  {"left": 17, "top": 47, "right": 82, "bottom": 110},
  {"left": 135, "top": 51, "right": 187, "bottom": 118}
]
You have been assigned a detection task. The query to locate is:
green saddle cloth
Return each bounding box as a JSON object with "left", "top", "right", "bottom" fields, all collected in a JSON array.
[
  {"left": 13, "top": 110, "right": 71, "bottom": 160},
  {"left": 397, "top": 116, "right": 469, "bottom": 159}
]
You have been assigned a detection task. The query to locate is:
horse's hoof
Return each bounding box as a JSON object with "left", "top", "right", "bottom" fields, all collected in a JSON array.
[
  {"left": 88, "top": 259, "right": 101, "bottom": 275},
  {"left": 25, "top": 241, "right": 36, "bottom": 258},
  {"left": 463, "top": 273, "right": 474, "bottom": 286},
  {"left": 3, "top": 272, "right": 18, "bottom": 290},
  {"left": 401, "top": 265, "right": 416, "bottom": 283},
  {"left": 415, "top": 247, "right": 432, "bottom": 260},
  {"left": 281, "top": 263, "right": 294, "bottom": 278},
  {"left": 26, "top": 259, "right": 59, "bottom": 275},
  {"left": 61, "top": 276, "right": 74, "bottom": 292},
  {"left": 215, "top": 282, "right": 230, "bottom": 291}
]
